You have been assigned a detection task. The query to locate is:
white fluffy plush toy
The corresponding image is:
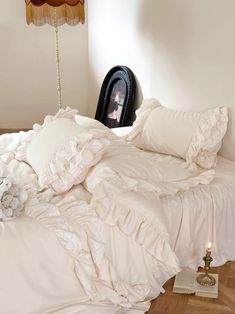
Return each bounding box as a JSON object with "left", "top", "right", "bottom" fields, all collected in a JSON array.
[{"left": 0, "top": 176, "right": 28, "bottom": 221}]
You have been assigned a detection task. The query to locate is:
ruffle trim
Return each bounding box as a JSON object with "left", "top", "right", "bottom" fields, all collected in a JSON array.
[
  {"left": 126, "top": 99, "right": 161, "bottom": 142},
  {"left": 128, "top": 101, "right": 228, "bottom": 169},
  {"left": 86, "top": 164, "right": 215, "bottom": 198},
  {"left": 25, "top": 195, "right": 162, "bottom": 308},
  {"left": 186, "top": 107, "right": 228, "bottom": 169},
  {"left": 16, "top": 107, "right": 78, "bottom": 162},
  {"left": 39, "top": 131, "right": 110, "bottom": 193},
  {"left": 92, "top": 181, "right": 180, "bottom": 272}
]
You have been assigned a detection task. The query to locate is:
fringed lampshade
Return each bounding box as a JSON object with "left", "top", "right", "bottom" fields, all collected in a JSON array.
[
  {"left": 25, "top": 0, "right": 85, "bottom": 110},
  {"left": 25, "top": 0, "right": 85, "bottom": 26}
]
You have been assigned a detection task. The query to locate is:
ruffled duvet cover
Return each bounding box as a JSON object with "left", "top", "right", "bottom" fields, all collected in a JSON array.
[{"left": 0, "top": 129, "right": 216, "bottom": 314}]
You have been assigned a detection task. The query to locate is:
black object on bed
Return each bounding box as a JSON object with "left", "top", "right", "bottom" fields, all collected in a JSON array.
[{"left": 95, "top": 65, "right": 136, "bottom": 128}]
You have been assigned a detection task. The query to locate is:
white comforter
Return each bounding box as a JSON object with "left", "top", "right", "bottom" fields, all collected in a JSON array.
[{"left": 0, "top": 130, "right": 215, "bottom": 314}]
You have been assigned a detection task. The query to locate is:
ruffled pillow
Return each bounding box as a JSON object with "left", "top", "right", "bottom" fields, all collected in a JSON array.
[
  {"left": 127, "top": 99, "right": 228, "bottom": 169},
  {"left": 16, "top": 106, "right": 78, "bottom": 162},
  {"left": 24, "top": 118, "right": 110, "bottom": 193}
]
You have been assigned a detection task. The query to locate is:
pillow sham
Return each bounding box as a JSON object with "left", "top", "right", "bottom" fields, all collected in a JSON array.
[
  {"left": 25, "top": 118, "right": 109, "bottom": 193},
  {"left": 75, "top": 114, "right": 105, "bottom": 129},
  {"left": 127, "top": 99, "right": 228, "bottom": 169},
  {"left": 16, "top": 106, "right": 78, "bottom": 162}
]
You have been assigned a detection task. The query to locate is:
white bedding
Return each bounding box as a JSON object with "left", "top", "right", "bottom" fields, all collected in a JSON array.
[
  {"left": 84, "top": 137, "right": 235, "bottom": 268},
  {"left": 0, "top": 129, "right": 234, "bottom": 314},
  {"left": 112, "top": 127, "right": 235, "bottom": 267},
  {"left": 0, "top": 153, "right": 179, "bottom": 313},
  {"left": 111, "top": 126, "right": 132, "bottom": 137},
  {"left": 160, "top": 156, "right": 235, "bottom": 268}
]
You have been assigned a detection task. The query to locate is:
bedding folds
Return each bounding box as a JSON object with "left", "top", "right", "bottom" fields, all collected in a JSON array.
[
  {"left": 159, "top": 156, "right": 235, "bottom": 268},
  {"left": 1, "top": 121, "right": 234, "bottom": 314},
  {"left": 85, "top": 135, "right": 235, "bottom": 269},
  {"left": 0, "top": 130, "right": 179, "bottom": 314}
]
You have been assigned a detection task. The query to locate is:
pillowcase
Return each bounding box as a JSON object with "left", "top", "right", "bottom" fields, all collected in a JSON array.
[
  {"left": 75, "top": 114, "right": 105, "bottom": 129},
  {"left": 127, "top": 99, "right": 228, "bottom": 169},
  {"left": 24, "top": 117, "right": 109, "bottom": 193},
  {"left": 16, "top": 106, "right": 78, "bottom": 162}
]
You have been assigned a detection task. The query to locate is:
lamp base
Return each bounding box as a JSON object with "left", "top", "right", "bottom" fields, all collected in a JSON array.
[{"left": 196, "top": 273, "right": 216, "bottom": 286}]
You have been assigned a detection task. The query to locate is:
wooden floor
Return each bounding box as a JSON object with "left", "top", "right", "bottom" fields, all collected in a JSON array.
[{"left": 147, "top": 262, "right": 235, "bottom": 314}]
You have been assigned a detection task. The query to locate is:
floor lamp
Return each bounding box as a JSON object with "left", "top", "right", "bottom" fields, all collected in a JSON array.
[{"left": 25, "top": 0, "right": 85, "bottom": 110}]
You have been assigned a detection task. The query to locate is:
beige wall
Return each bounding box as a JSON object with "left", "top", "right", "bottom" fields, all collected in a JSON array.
[
  {"left": 1, "top": 1, "right": 235, "bottom": 160},
  {"left": 88, "top": 0, "right": 235, "bottom": 161},
  {"left": 0, "top": 1, "right": 88, "bottom": 128}
]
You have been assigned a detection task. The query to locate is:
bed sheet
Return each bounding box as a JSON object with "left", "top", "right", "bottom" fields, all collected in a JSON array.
[
  {"left": 159, "top": 156, "right": 235, "bottom": 268},
  {"left": 84, "top": 134, "right": 235, "bottom": 270}
]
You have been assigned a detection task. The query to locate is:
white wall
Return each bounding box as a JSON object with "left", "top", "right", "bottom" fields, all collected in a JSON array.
[
  {"left": 88, "top": 0, "right": 235, "bottom": 161},
  {"left": 0, "top": 1, "right": 88, "bottom": 128}
]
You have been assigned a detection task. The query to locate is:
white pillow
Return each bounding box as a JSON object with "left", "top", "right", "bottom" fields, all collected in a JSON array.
[
  {"left": 75, "top": 114, "right": 105, "bottom": 129},
  {"left": 16, "top": 106, "right": 78, "bottom": 162},
  {"left": 25, "top": 118, "right": 109, "bottom": 193},
  {"left": 127, "top": 99, "right": 228, "bottom": 169}
]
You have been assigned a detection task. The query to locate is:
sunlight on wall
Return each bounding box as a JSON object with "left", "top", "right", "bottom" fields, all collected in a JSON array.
[{"left": 88, "top": 0, "right": 235, "bottom": 161}]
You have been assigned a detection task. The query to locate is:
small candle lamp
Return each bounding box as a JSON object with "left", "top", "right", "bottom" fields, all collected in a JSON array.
[{"left": 196, "top": 242, "right": 216, "bottom": 286}]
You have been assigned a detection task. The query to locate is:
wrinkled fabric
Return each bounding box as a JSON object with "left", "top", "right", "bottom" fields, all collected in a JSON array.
[
  {"left": 159, "top": 156, "right": 235, "bottom": 268},
  {"left": 85, "top": 137, "right": 215, "bottom": 195},
  {"left": 1, "top": 129, "right": 234, "bottom": 314}
]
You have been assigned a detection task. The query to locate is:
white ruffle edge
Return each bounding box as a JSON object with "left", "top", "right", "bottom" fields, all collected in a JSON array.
[
  {"left": 127, "top": 100, "right": 228, "bottom": 169},
  {"left": 16, "top": 107, "right": 78, "bottom": 162},
  {"left": 186, "top": 107, "right": 228, "bottom": 169},
  {"left": 85, "top": 164, "right": 215, "bottom": 198},
  {"left": 126, "top": 99, "right": 161, "bottom": 142},
  {"left": 92, "top": 181, "right": 180, "bottom": 272},
  {"left": 25, "top": 187, "right": 178, "bottom": 310},
  {"left": 39, "top": 132, "right": 110, "bottom": 193}
]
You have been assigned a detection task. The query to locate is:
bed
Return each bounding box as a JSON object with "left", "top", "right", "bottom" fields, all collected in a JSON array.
[
  {"left": 0, "top": 100, "right": 234, "bottom": 314},
  {"left": 112, "top": 126, "right": 235, "bottom": 268}
]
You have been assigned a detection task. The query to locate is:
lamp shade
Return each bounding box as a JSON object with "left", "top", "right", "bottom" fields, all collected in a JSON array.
[{"left": 25, "top": 0, "right": 85, "bottom": 26}]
